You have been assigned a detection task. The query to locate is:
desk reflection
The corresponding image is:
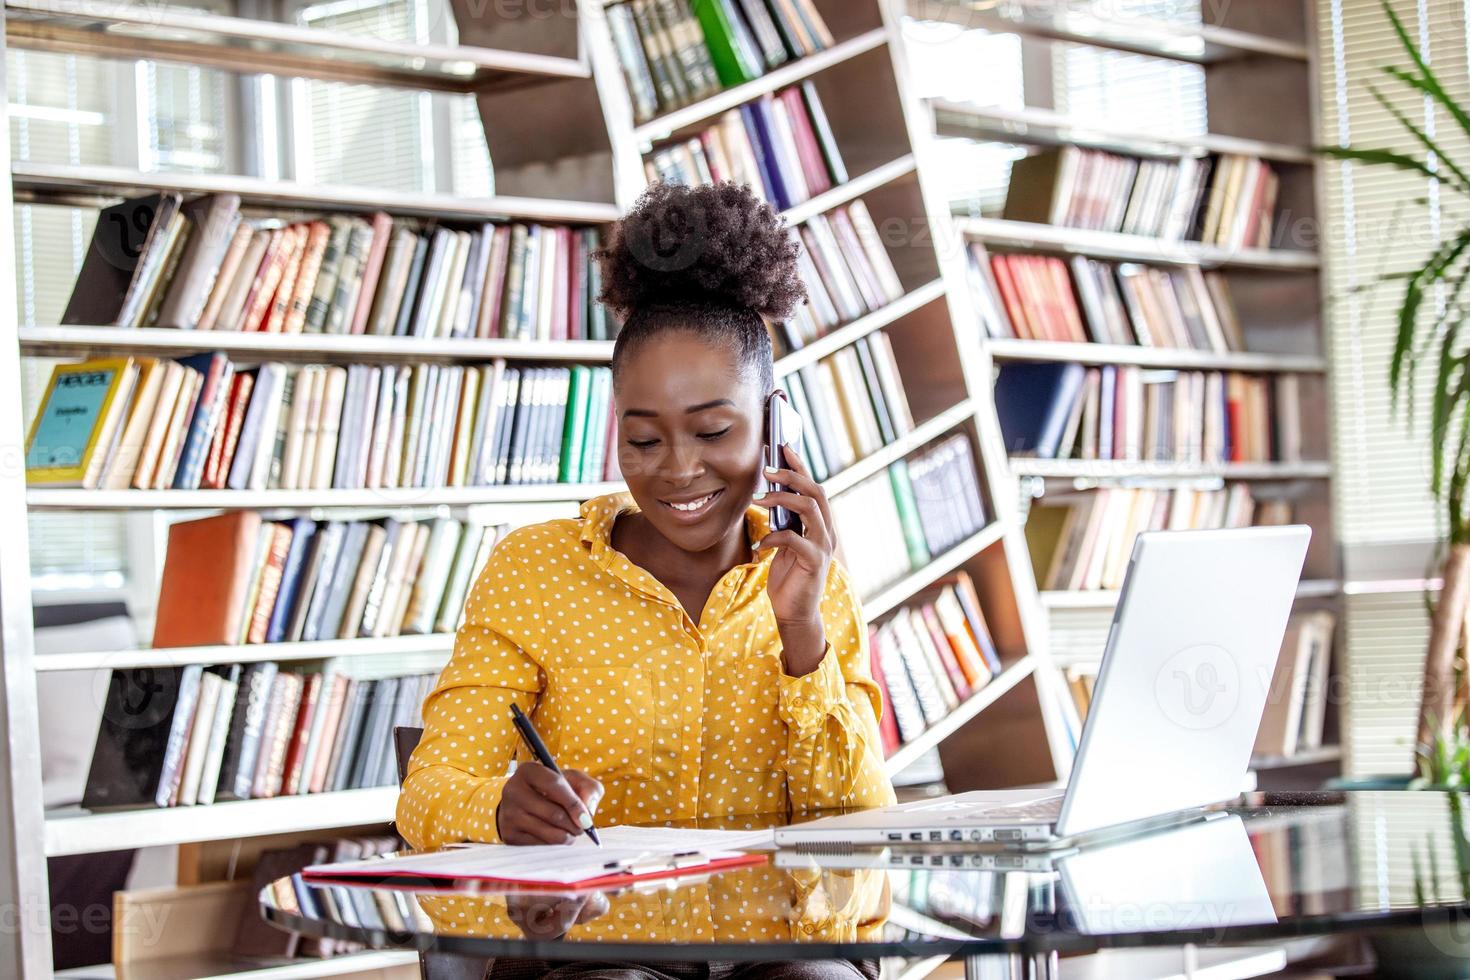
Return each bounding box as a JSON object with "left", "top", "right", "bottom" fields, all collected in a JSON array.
[{"left": 416, "top": 864, "right": 888, "bottom": 979}]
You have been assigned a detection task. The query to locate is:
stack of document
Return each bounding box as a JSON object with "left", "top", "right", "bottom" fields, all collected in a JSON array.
[{"left": 302, "top": 826, "right": 775, "bottom": 891}]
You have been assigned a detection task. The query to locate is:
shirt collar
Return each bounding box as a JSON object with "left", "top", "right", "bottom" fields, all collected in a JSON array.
[{"left": 578, "top": 492, "right": 774, "bottom": 608}]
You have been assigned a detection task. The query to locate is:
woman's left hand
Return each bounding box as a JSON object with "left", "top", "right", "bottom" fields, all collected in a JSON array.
[{"left": 753, "top": 443, "right": 834, "bottom": 674}]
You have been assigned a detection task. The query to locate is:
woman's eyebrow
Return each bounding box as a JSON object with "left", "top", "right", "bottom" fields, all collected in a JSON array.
[{"left": 622, "top": 398, "right": 735, "bottom": 418}]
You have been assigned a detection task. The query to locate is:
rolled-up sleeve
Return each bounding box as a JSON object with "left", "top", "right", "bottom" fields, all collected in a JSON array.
[
  {"left": 395, "top": 533, "right": 545, "bottom": 850},
  {"left": 780, "top": 562, "right": 896, "bottom": 814}
]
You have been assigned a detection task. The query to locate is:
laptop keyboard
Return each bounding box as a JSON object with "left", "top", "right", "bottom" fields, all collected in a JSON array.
[{"left": 963, "top": 795, "right": 1065, "bottom": 821}]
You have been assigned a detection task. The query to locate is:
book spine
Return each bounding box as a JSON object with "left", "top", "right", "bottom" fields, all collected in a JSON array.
[{"left": 154, "top": 666, "right": 204, "bottom": 807}]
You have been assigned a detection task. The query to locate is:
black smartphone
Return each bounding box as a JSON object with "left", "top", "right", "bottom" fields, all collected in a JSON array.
[{"left": 762, "top": 389, "right": 805, "bottom": 536}]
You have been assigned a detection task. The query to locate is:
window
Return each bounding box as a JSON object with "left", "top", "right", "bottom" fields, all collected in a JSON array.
[
  {"left": 1316, "top": 0, "right": 1470, "bottom": 776},
  {"left": 286, "top": 0, "right": 493, "bottom": 193},
  {"left": 9, "top": 0, "right": 498, "bottom": 600},
  {"left": 900, "top": 17, "right": 1028, "bottom": 213}
]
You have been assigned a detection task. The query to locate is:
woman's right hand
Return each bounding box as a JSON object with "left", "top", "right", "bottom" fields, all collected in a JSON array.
[{"left": 495, "top": 763, "right": 603, "bottom": 845}]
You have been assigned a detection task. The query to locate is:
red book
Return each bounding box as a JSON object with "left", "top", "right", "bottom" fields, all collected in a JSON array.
[
  {"left": 240, "top": 228, "right": 287, "bottom": 332},
  {"left": 348, "top": 212, "right": 394, "bottom": 335},
  {"left": 869, "top": 627, "right": 901, "bottom": 756},
  {"left": 1048, "top": 257, "right": 1088, "bottom": 342},
  {"left": 246, "top": 522, "right": 294, "bottom": 644},
  {"left": 551, "top": 227, "right": 572, "bottom": 342},
  {"left": 204, "top": 371, "right": 255, "bottom": 489},
  {"left": 917, "top": 605, "right": 971, "bottom": 701},
  {"left": 989, "top": 255, "right": 1033, "bottom": 340},
  {"left": 262, "top": 227, "right": 306, "bottom": 334},
  {"left": 1226, "top": 375, "right": 1245, "bottom": 462},
  {"left": 778, "top": 87, "right": 832, "bottom": 195},
  {"left": 280, "top": 672, "right": 324, "bottom": 796}
]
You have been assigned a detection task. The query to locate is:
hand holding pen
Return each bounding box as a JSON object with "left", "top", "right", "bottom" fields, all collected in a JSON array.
[{"left": 495, "top": 703, "right": 604, "bottom": 846}]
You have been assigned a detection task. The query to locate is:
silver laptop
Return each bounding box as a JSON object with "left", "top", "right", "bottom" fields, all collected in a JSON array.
[{"left": 775, "top": 525, "right": 1311, "bottom": 850}]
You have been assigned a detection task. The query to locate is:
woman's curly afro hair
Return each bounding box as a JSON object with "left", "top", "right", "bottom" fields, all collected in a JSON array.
[{"left": 595, "top": 181, "right": 805, "bottom": 394}]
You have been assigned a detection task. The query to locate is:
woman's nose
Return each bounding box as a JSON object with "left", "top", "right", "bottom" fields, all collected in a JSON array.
[{"left": 663, "top": 442, "right": 705, "bottom": 481}]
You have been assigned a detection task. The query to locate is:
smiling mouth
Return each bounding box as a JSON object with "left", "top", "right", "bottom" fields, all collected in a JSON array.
[{"left": 659, "top": 488, "right": 724, "bottom": 518}]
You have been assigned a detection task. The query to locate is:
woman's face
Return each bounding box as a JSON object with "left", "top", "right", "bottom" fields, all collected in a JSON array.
[{"left": 614, "top": 331, "right": 767, "bottom": 556}]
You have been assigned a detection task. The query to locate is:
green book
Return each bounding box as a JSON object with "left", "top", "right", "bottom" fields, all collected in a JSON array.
[
  {"left": 583, "top": 368, "right": 613, "bottom": 483},
  {"left": 558, "top": 365, "right": 592, "bottom": 483},
  {"left": 888, "top": 459, "right": 932, "bottom": 571},
  {"left": 691, "top": 0, "right": 760, "bottom": 87}
]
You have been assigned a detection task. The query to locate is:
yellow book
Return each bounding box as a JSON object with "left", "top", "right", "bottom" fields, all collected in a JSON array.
[
  {"left": 25, "top": 358, "right": 137, "bottom": 488},
  {"left": 100, "top": 357, "right": 164, "bottom": 490}
]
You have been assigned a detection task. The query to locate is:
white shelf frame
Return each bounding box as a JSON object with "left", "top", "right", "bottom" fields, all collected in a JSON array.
[
  {"left": 13, "top": 161, "right": 621, "bottom": 224},
  {"left": 1040, "top": 578, "right": 1341, "bottom": 610},
  {"left": 631, "top": 27, "right": 890, "bottom": 144},
  {"left": 1008, "top": 459, "right": 1333, "bottom": 481},
  {"left": 17, "top": 324, "right": 617, "bottom": 364},
  {"left": 19, "top": 275, "right": 941, "bottom": 371},
  {"left": 929, "top": 99, "right": 1315, "bottom": 165},
  {"left": 780, "top": 154, "right": 917, "bottom": 228},
  {"left": 5, "top": 0, "right": 588, "bottom": 92},
  {"left": 27, "top": 482, "right": 628, "bottom": 511},
  {"left": 44, "top": 786, "right": 400, "bottom": 857},
  {"left": 957, "top": 216, "right": 1320, "bottom": 271},
  {"left": 912, "top": 0, "right": 1311, "bottom": 64},
  {"left": 864, "top": 520, "right": 1007, "bottom": 621},
  {"left": 985, "top": 338, "right": 1327, "bottom": 374},
  {"left": 34, "top": 632, "right": 457, "bottom": 673}
]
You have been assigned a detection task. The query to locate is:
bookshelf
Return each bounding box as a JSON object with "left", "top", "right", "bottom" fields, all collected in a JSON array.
[
  {"left": 572, "top": 0, "right": 1073, "bottom": 791},
  {"left": 0, "top": 1, "right": 1071, "bottom": 976},
  {"left": 917, "top": 0, "right": 1342, "bottom": 784}
]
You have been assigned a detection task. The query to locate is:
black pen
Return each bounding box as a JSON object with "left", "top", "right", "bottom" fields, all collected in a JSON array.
[{"left": 510, "top": 703, "right": 602, "bottom": 847}]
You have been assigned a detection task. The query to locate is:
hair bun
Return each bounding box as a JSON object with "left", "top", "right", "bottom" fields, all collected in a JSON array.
[{"left": 595, "top": 182, "right": 805, "bottom": 321}]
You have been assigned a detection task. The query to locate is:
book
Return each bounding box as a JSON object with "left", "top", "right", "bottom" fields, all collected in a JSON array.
[
  {"left": 25, "top": 358, "right": 139, "bottom": 488},
  {"left": 81, "top": 666, "right": 200, "bottom": 810},
  {"left": 153, "top": 194, "right": 243, "bottom": 329},
  {"left": 151, "top": 511, "right": 264, "bottom": 648},
  {"left": 994, "top": 362, "right": 1087, "bottom": 459}
]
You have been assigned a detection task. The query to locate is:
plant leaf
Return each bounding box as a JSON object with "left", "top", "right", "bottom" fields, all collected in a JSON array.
[
  {"left": 1317, "top": 145, "right": 1444, "bottom": 183},
  {"left": 1392, "top": 230, "right": 1470, "bottom": 411},
  {"left": 1379, "top": 1, "right": 1470, "bottom": 147},
  {"left": 1367, "top": 83, "right": 1470, "bottom": 197}
]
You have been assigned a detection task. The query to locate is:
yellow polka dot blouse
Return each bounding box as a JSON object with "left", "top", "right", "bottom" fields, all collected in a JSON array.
[{"left": 396, "top": 491, "right": 896, "bottom": 850}]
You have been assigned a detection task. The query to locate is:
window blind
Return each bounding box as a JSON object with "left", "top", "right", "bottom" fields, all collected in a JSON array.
[
  {"left": 900, "top": 17, "right": 1028, "bottom": 213},
  {"left": 1051, "top": 1, "right": 1206, "bottom": 134},
  {"left": 1317, "top": 0, "right": 1470, "bottom": 776},
  {"left": 294, "top": 0, "right": 433, "bottom": 190}
]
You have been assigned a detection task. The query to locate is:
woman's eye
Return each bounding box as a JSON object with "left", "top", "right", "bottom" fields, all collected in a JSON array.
[
  {"left": 698, "top": 427, "right": 732, "bottom": 441},
  {"left": 627, "top": 438, "right": 659, "bottom": 449}
]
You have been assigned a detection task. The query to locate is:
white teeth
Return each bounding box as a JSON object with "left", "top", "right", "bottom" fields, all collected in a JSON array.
[{"left": 668, "top": 492, "right": 715, "bottom": 512}]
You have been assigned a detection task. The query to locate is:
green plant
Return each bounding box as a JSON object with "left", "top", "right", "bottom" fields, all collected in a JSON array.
[
  {"left": 1318, "top": 0, "right": 1470, "bottom": 762},
  {"left": 1413, "top": 711, "right": 1470, "bottom": 789}
]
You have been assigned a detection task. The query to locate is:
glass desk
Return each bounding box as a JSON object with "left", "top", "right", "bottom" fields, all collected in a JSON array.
[{"left": 260, "top": 791, "right": 1470, "bottom": 978}]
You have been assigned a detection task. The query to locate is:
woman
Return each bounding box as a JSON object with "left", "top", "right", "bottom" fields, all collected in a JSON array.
[{"left": 396, "top": 180, "right": 895, "bottom": 859}]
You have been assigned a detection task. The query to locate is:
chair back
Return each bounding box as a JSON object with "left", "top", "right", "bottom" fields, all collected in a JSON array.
[{"left": 394, "top": 726, "right": 424, "bottom": 785}]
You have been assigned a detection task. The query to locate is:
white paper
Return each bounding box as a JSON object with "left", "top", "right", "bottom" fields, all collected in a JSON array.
[{"left": 303, "top": 826, "right": 775, "bottom": 885}]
